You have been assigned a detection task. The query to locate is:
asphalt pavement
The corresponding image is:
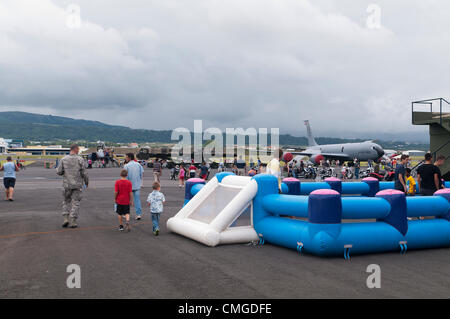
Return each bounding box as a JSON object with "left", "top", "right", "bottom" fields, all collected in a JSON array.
[{"left": 0, "top": 167, "right": 449, "bottom": 298}]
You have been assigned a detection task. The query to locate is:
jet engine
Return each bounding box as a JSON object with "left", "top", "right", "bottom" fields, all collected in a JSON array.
[{"left": 310, "top": 154, "right": 325, "bottom": 164}]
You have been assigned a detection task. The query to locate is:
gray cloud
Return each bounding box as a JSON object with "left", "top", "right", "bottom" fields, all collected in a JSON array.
[{"left": 1, "top": 0, "right": 447, "bottom": 140}]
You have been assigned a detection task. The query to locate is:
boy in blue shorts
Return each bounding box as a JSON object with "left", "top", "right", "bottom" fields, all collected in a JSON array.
[
  {"left": 1, "top": 156, "right": 19, "bottom": 201},
  {"left": 147, "top": 182, "right": 165, "bottom": 236}
]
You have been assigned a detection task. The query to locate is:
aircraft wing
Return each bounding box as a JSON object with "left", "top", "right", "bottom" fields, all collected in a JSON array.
[{"left": 291, "top": 151, "right": 351, "bottom": 159}]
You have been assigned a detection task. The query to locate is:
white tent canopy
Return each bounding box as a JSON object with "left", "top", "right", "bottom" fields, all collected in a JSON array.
[{"left": 0, "top": 138, "right": 8, "bottom": 154}]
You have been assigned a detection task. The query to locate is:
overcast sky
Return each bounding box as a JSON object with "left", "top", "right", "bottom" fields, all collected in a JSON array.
[{"left": 1, "top": 0, "right": 449, "bottom": 140}]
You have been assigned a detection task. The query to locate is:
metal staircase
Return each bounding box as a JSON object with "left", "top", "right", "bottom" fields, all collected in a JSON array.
[{"left": 412, "top": 98, "right": 450, "bottom": 179}]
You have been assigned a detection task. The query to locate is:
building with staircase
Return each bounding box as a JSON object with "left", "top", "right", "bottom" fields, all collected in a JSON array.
[{"left": 412, "top": 98, "right": 449, "bottom": 180}]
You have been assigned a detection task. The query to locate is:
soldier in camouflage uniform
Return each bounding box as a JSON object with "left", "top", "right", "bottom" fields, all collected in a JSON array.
[{"left": 56, "top": 144, "right": 89, "bottom": 228}]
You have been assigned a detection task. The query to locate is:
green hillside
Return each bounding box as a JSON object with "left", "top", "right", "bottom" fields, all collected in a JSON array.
[
  {"left": 0, "top": 112, "right": 172, "bottom": 143},
  {"left": 0, "top": 111, "right": 429, "bottom": 150}
]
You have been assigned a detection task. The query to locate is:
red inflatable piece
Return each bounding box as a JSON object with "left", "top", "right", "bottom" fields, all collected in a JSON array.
[{"left": 283, "top": 152, "right": 293, "bottom": 162}]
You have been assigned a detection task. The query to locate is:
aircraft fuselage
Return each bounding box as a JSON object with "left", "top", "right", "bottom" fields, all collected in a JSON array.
[{"left": 303, "top": 142, "right": 384, "bottom": 162}]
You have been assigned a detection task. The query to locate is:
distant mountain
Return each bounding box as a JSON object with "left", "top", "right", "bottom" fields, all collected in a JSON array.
[
  {"left": 0, "top": 111, "right": 173, "bottom": 143},
  {"left": 0, "top": 112, "right": 429, "bottom": 150},
  {"left": 0, "top": 112, "right": 112, "bottom": 128}
]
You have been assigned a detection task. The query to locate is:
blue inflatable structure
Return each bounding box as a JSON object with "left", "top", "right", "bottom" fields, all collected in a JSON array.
[
  {"left": 254, "top": 175, "right": 450, "bottom": 258},
  {"left": 175, "top": 174, "right": 450, "bottom": 258}
]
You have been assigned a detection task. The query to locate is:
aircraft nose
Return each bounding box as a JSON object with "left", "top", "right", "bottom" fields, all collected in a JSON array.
[{"left": 373, "top": 145, "right": 385, "bottom": 157}]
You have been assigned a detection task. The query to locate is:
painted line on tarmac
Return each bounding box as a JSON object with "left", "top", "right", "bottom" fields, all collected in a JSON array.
[{"left": 0, "top": 221, "right": 153, "bottom": 240}]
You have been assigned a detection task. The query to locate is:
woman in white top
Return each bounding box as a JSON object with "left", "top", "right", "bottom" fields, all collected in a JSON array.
[{"left": 266, "top": 149, "right": 284, "bottom": 189}]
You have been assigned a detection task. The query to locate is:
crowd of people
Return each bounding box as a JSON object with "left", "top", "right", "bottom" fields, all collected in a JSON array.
[
  {"left": 170, "top": 161, "right": 212, "bottom": 188},
  {"left": 285, "top": 157, "right": 397, "bottom": 181},
  {"left": 0, "top": 145, "right": 166, "bottom": 234},
  {"left": 55, "top": 147, "right": 167, "bottom": 234},
  {"left": 394, "top": 153, "right": 446, "bottom": 196},
  {"left": 169, "top": 156, "right": 266, "bottom": 188},
  {"left": 1, "top": 144, "right": 447, "bottom": 234},
  {"left": 165, "top": 151, "right": 447, "bottom": 199}
]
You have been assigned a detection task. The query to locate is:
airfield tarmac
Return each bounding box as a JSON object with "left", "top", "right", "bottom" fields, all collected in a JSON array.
[{"left": 0, "top": 167, "right": 449, "bottom": 299}]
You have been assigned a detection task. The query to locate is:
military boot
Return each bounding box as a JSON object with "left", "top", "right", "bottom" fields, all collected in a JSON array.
[
  {"left": 69, "top": 218, "right": 78, "bottom": 229},
  {"left": 62, "top": 217, "right": 70, "bottom": 228}
]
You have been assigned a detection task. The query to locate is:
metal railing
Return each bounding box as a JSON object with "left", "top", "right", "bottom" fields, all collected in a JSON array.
[
  {"left": 412, "top": 97, "right": 450, "bottom": 126},
  {"left": 409, "top": 140, "right": 449, "bottom": 176},
  {"left": 431, "top": 139, "right": 450, "bottom": 162}
]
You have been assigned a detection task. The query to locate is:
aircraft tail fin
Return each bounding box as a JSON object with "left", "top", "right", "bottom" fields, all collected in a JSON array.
[{"left": 304, "top": 120, "right": 318, "bottom": 147}]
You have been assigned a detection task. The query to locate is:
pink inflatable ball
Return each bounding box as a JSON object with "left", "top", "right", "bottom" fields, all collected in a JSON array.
[{"left": 310, "top": 189, "right": 340, "bottom": 196}]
